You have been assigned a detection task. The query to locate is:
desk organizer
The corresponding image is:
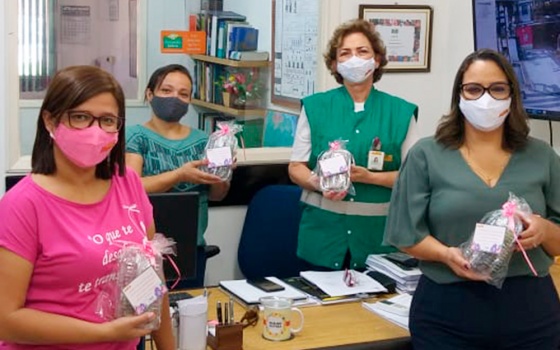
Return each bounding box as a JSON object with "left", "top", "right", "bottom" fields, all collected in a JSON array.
[{"left": 207, "top": 323, "right": 243, "bottom": 350}]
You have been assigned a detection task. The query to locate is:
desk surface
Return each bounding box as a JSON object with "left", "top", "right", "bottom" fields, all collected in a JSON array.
[
  {"left": 198, "top": 291, "right": 408, "bottom": 350},
  {"left": 153, "top": 264, "right": 560, "bottom": 350}
]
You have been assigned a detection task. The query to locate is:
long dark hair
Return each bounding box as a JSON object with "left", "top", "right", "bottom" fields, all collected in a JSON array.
[
  {"left": 31, "top": 65, "right": 126, "bottom": 178},
  {"left": 435, "top": 49, "right": 529, "bottom": 150}
]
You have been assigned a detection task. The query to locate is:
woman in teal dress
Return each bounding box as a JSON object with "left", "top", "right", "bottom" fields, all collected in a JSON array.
[
  {"left": 126, "top": 64, "right": 229, "bottom": 288},
  {"left": 384, "top": 49, "right": 560, "bottom": 349}
]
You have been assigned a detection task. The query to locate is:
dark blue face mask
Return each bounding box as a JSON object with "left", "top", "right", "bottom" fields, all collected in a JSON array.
[{"left": 150, "top": 96, "right": 189, "bottom": 122}]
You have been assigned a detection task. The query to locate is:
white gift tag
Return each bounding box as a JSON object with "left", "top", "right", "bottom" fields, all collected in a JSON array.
[
  {"left": 319, "top": 155, "right": 349, "bottom": 176},
  {"left": 471, "top": 223, "right": 506, "bottom": 253},
  {"left": 367, "top": 151, "right": 385, "bottom": 171},
  {"left": 122, "top": 266, "right": 167, "bottom": 314},
  {"left": 206, "top": 147, "right": 233, "bottom": 169}
]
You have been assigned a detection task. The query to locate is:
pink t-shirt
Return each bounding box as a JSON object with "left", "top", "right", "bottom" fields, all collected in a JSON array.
[{"left": 0, "top": 167, "right": 153, "bottom": 350}]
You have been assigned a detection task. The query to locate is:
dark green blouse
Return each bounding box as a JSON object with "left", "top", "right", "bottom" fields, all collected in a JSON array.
[{"left": 384, "top": 136, "right": 560, "bottom": 284}]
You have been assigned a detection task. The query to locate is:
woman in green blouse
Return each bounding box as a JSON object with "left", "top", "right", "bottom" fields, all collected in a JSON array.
[{"left": 384, "top": 49, "right": 560, "bottom": 349}]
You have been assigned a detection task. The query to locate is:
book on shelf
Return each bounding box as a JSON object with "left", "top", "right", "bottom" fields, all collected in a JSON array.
[
  {"left": 200, "top": 10, "right": 246, "bottom": 57},
  {"left": 229, "top": 26, "right": 258, "bottom": 53},
  {"left": 225, "top": 22, "right": 251, "bottom": 58},
  {"left": 228, "top": 50, "right": 269, "bottom": 61}
]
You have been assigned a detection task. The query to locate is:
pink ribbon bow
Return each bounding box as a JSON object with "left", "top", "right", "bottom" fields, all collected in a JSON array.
[
  {"left": 502, "top": 201, "right": 537, "bottom": 276},
  {"left": 329, "top": 141, "right": 341, "bottom": 151}
]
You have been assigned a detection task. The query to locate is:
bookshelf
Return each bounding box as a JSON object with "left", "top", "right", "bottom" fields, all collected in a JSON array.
[
  {"left": 190, "top": 54, "right": 270, "bottom": 147},
  {"left": 190, "top": 98, "right": 266, "bottom": 117},
  {"left": 190, "top": 54, "right": 269, "bottom": 118}
]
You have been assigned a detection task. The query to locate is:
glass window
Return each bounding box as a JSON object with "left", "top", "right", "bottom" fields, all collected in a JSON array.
[{"left": 18, "top": 0, "right": 139, "bottom": 100}]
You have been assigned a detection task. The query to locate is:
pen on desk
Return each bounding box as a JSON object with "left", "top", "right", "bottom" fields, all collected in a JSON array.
[
  {"left": 216, "top": 301, "right": 223, "bottom": 324},
  {"left": 224, "top": 302, "right": 229, "bottom": 325},
  {"left": 229, "top": 297, "right": 234, "bottom": 324}
]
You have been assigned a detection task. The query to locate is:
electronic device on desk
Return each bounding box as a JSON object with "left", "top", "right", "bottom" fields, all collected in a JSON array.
[
  {"left": 383, "top": 252, "right": 419, "bottom": 269},
  {"left": 246, "top": 277, "right": 285, "bottom": 292}
]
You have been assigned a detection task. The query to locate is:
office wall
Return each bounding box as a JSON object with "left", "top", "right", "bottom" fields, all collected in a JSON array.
[{"left": 17, "top": 0, "right": 197, "bottom": 156}]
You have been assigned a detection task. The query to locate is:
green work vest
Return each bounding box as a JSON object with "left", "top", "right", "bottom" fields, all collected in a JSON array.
[{"left": 298, "top": 86, "right": 418, "bottom": 269}]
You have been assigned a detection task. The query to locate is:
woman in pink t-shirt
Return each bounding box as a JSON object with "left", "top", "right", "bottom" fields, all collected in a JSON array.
[{"left": 0, "top": 66, "right": 174, "bottom": 350}]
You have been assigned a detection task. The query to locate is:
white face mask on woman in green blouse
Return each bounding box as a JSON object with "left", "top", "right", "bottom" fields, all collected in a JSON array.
[{"left": 459, "top": 93, "right": 511, "bottom": 132}]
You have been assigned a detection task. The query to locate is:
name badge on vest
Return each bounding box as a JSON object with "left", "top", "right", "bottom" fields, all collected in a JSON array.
[
  {"left": 368, "top": 151, "right": 385, "bottom": 171},
  {"left": 368, "top": 136, "right": 384, "bottom": 171}
]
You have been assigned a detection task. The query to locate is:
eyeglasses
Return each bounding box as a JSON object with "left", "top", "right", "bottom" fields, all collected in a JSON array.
[
  {"left": 343, "top": 268, "right": 356, "bottom": 287},
  {"left": 65, "top": 111, "right": 123, "bottom": 133},
  {"left": 460, "top": 82, "right": 512, "bottom": 101}
]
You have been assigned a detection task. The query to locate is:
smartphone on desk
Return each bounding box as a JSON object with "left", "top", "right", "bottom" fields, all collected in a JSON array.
[
  {"left": 384, "top": 252, "right": 419, "bottom": 269},
  {"left": 246, "top": 277, "right": 285, "bottom": 292}
]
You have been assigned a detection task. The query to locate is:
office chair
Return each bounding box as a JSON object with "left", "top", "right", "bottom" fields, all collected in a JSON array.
[
  {"left": 237, "top": 184, "right": 310, "bottom": 279},
  {"left": 148, "top": 192, "right": 220, "bottom": 290}
]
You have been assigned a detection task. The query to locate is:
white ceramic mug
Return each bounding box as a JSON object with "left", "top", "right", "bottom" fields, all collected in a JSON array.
[{"left": 260, "top": 296, "right": 304, "bottom": 341}]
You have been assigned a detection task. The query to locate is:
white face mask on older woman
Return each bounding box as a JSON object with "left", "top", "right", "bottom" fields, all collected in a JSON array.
[{"left": 337, "top": 56, "right": 376, "bottom": 83}]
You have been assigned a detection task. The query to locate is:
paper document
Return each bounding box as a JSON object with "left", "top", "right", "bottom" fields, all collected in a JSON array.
[
  {"left": 219, "top": 277, "right": 310, "bottom": 305},
  {"left": 300, "top": 270, "right": 387, "bottom": 297},
  {"left": 362, "top": 293, "right": 412, "bottom": 330}
]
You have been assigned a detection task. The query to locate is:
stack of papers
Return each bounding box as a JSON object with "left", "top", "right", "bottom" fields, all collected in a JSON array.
[
  {"left": 219, "top": 277, "right": 315, "bottom": 306},
  {"left": 362, "top": 293, "right": 412, "bottom": 330},
  {"left": 366, "top": 254, "right": 422, "bottom": 293}
]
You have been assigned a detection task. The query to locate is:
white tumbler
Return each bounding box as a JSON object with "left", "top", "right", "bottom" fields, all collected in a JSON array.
[{"left": 177, "top": 296, "right": 208, "bottom": 350}]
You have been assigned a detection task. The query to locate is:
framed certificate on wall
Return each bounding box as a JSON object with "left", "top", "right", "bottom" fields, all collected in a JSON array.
[{"left": 359, "top": 5, "right": 433, "bottom": 73}]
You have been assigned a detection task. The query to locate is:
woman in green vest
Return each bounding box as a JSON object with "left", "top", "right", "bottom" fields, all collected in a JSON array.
[{"left": 289, "top": 19, "right": 418, "bottom": 270}]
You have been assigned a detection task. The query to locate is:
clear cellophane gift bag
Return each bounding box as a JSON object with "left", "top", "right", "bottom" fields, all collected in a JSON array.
[
  {"left": 200, "top": 121, "right": 242, "bottom": 181},
  {"left": 96, "top": 234, "right": 176, "bottom": 330},
  {"left": 460, "top": 192, "right": 537, "bottom": 288},
  {"left": 314, "top": 139, "right": 355, "bottom": 195}
]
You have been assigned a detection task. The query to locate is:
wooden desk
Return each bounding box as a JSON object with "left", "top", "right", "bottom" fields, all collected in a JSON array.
[
  {"left": 193, "top": 290, "right": 409, "bottom": 350},
  {"left": 151, "top": 264, "right": 560, "bottom": 350}
]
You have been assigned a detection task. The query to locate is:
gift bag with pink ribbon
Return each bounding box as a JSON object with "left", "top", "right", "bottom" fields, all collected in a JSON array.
[
  {"left": 315, "top": 139, "right": 355, "bottom": 195},
  {"left": 95, "top": 233, "right": 177, "bottom": 330},
  {"left": 201, "top": 121, "right": 242, "bottom": 181},
  {"left": 460, "top": 192, "right": 537, "bottom": 288}
]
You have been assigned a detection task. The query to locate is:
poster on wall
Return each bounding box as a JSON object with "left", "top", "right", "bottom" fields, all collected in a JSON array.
[
  {"left": 272, "top": 0, "right": 319, "bottom": 109},
  {"left": 60, "top": 5, "right": 92, "bottom": 45}
]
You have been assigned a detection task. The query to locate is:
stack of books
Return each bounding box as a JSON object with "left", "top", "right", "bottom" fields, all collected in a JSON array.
[
  {"left": 197, "top": 10, "right": 260, "bottom": 59},
  {"left": 362, "top": 293, "right": 412, "bottom": 330},
  {"left": 365, "top": 254, "right": 422, "bottom": 294}
]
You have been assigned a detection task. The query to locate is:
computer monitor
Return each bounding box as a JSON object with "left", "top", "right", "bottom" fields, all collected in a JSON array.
[
  {"left": 472, "top": 0, "right": 560, "bottom": 121},
  {"left": 148, "top": 192, "right": 199, "bottom": 285}
]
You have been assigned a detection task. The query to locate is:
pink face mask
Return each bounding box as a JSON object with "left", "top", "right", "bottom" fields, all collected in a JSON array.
[{"left": 51, "top": 123, "right": 118, "bottom": 168}]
